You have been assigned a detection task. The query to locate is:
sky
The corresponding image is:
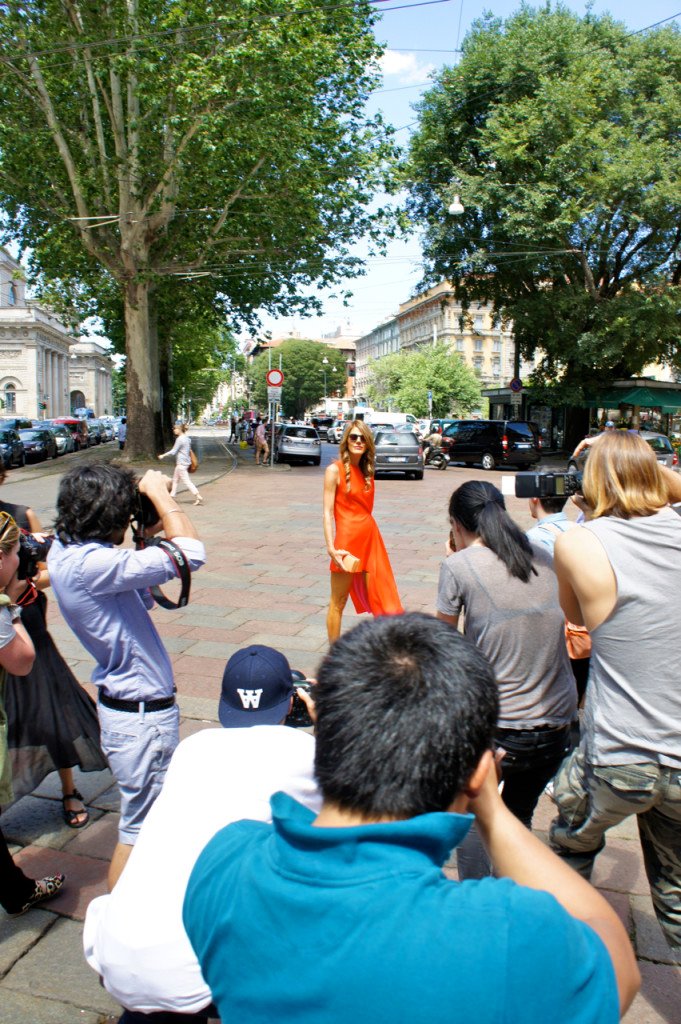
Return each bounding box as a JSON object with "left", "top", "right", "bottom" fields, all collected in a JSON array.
[{"left": 253, "top": 0, "right": 681, "bottom": 345}]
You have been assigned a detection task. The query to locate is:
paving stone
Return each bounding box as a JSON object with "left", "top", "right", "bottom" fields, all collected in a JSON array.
[
  {"left": 32, "top": 767, "right": 114, "bottom": 804},
  {"left": 89, "top": 785, "right": 120, "bottom": 813},
  {"left": 631, "top": 895, "right": 681, "bottom": 965},
  {"left": 623, "top": 961, "right": 681, "bottom": 1023},
  {"left": 62, "top": 813, "right": 119, "bottom": 862},
  {"left": 178, "top": 695, "right": 220, "bottom": 723},
  {"left": 245, "top": 632, "right": 327, "bottom": 653},
  {"left": 2, "top": 796, "right": 104, "bottom": 850},
  {"left": 1, "top": 916, "right": 121, "bottom": 1016},
  {"left": 181, "top": 639, "right": 241, "bottom": 660},
  {"left": 13, "top": 846, "right": 108, "bottom": 921},
  {"left": 600, "top": 890, "right": 633, "bottom": 938},
  {"left": 591, "top": 836, "right": 651, "bottom": 896},
  {"left": 0, "top": 988, "right": 105, "bottom": 1024},
  {"left": 0, "top": 909, "right": 57, "bottom": 979}
]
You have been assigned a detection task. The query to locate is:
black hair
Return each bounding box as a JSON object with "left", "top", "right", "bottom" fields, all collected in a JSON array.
[
  {"left": 449, "top": 481, "right": 536, "bottom": 583},
  {"left": 536, "top": 494, "right": 566, "bottom": 515},
  {"left": 313, "top": 613, "right": 498, "bottom": 819},
  {"left": 54, "top": 464, "right": 138, "bottom": 544}
]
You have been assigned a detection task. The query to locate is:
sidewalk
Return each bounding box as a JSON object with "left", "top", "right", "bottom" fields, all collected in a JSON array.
[{"left": 1, "top": 442, "right": 679, "bottom": 1022}]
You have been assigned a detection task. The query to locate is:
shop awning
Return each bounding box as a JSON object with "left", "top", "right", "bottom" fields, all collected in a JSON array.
[{"left": 584, "top": 385, "right": 681, "bottom": 413}]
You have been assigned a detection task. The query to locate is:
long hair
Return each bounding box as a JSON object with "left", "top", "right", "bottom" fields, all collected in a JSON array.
[
  {"left": 583, "top": 431, "right": 668, "bottom": 519},
  {"left": 338, "top": 420, "right": 375, "bottom": 493},
  {"left": 449, "top": 480, "right": 536, "bottom": 582},
  {"left": 0, "top": 510, "right": 19, "bottom": 555}
]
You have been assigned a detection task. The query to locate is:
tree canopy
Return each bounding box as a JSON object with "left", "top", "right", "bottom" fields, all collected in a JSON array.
[
  {"left": 0, "top": 0, "right": 393, "bottom": 455},
  {"left": 247, "top": 340, "right": 346, "bottom": 419},
  {"left": 366, "top": 342, "right": 481, "bottom": 418},
  {"left": 406, "top": 6, "right": 681, "bottom": 401}
]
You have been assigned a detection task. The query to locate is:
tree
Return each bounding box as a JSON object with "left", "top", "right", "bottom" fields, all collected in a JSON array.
[
  {"left": 406, "top": 8, "right": 681, "bottom": 401},
  {"left": 366, "top": 343, "right": 481, "bottom": 418},
  {"left": 0, "top": 1, "right": 393, "bottom": 456},
  {"left": 247, "top": 340, "right": 346, "bottom": 419}
]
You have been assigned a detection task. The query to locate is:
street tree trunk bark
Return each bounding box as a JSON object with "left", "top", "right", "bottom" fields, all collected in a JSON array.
[{"left": 123, "top": 277, "right": 163, "bottom": 458}]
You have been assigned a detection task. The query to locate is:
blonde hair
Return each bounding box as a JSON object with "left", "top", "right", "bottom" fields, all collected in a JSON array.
[
  {"left": 582, "top": 432, "right": 667, "bottom": 519},
  {"left": 338, "top": 420, "right": 375, "bottom": 492},
  {"left": 0, "top": 511, "right": 19, "bottom": 554}
]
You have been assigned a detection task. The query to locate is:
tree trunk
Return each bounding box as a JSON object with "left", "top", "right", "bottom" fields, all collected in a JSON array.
[{"left": 124, "top": 277, "right": 163, "bottom": 458}]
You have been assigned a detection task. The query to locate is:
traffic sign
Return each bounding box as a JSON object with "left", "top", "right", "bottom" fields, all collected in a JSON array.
[
  {"left": 267, "top": 386, "right": 282, "bottom": 403},
  {"left": 509, "top": 377, "right": 523, "bottom": 393},
  {"left": 510, "top": 391, "right": 522, "bottom": 406},
  {"left": 266, "top": 368, "right": 284, "bottom": 386}
]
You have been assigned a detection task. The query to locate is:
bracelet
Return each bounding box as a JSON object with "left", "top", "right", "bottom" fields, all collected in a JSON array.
[{"left": 162, "top": 509, "right": 183, "bottom": 516}]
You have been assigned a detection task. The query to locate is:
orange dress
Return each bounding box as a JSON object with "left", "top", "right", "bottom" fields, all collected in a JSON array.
[{"left": 330, "top": 461, "right": 403, "bottom": 617}]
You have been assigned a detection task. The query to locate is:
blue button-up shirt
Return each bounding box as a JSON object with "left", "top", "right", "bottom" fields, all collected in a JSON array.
[{"left": 48, "top": 536, "right": 205, "bottom": 700}]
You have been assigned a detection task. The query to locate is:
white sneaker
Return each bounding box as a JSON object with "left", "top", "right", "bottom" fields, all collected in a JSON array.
[{"left": 193, "top": 496, "right": 204, "bottom": 506}]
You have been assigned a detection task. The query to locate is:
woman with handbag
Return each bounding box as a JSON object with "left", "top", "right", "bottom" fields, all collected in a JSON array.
[
  {"left": 159, "top": 423, "right": 203, "bottom": 506},
  {"left": 323, "top": 420, "right": 402, "bottom": 643},
  {"left": 436, "top": 480, "right": 577, "bottom": 878}
]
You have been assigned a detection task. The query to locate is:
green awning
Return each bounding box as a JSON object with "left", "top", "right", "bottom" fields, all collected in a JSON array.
[{"left": 584, "top": 386, "right": 681, "bottom": 413}]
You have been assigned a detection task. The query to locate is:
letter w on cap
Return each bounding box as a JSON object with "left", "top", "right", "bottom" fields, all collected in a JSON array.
[{"left": 237, "top": 688, "right": 263, "bottom": 709}]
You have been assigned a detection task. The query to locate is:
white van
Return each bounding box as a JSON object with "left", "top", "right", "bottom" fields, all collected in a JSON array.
[{"left": 352, "top": 408, "right": 417, "bottom": 428}]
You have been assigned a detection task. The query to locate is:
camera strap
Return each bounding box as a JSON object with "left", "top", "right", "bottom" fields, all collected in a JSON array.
[{"left": 135, "top": 537, "right": 191, "bottom": 609}]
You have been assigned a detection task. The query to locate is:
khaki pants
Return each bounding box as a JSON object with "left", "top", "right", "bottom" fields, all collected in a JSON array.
[{"left": 550, "top": 745, "right": 681, "bottom": 948}]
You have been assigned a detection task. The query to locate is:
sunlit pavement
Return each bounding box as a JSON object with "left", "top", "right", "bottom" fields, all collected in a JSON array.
[{"left": 0, "top": 429, "right": 678, "bottom": 1021}]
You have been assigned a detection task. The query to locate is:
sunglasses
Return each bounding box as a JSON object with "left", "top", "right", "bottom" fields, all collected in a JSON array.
[{"left": 348, "top": 433, "right": 366, "bottom": 444}]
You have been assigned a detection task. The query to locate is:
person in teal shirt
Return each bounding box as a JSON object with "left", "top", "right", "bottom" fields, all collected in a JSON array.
[{"left": 184, "top": 613, "right": 639, "bottom": 1024}]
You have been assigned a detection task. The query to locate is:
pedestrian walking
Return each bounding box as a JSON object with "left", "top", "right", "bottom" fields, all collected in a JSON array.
[
  {"left": 254, "top": 418, "right": 269, "bottom": 465},
  {"left": 159, "top": 423, "right": 203, "bottom": 506},
  {"left": 118, "top": 417, "right": 127, "bottom": 451}
]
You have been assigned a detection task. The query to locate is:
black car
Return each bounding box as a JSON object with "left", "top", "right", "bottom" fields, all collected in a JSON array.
[
  {"left": 19, "top": 427, "right": 58, "bottom": 462},
  {"left": 440, "top": 420, "right": 541, "bottom": 470},
  {"left": 0, "top": 428, "right": 26, "bottom": 468},
  {"left": 374, "top": 430, "right": 424, "bottom": 480}
]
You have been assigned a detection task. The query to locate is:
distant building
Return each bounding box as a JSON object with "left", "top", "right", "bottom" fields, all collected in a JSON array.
[{"left": 68, "top": 339, "right": 114, "bottom": 416}]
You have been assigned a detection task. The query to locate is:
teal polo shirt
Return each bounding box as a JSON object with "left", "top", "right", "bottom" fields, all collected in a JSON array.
[{"left": 184, "top": 793, "right": 617, "bottom": 1024}]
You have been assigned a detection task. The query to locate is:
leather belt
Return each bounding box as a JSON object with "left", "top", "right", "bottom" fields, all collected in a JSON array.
[{"left": 99, "top": 693, "right": 176, "bottom": 713}]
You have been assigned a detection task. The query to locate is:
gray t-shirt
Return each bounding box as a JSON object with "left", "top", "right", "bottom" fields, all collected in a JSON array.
[
  {"left": 582, "top": 508, "right": 681, "bottom": 767},
  {"left": 436, "top": 546, "right": 576, "bottom": 729}
]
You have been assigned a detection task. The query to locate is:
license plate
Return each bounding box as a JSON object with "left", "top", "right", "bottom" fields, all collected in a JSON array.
[
  {"left": 516, "top": 443, "right": 531, "bottom": 449},
  {"left": 387, "top": 456, "right": 407, "bottom": 462}
]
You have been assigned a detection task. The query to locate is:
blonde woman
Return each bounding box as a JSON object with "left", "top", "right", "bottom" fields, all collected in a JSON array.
[
  {"left": 159, "top": 423, "right": 203, "bottom": 505},
  {"left": 323, "top": 420, "right": 402, "bottom": 643},
  {"left": 0, "top": 511, "right": 65, "bottom": 916}
]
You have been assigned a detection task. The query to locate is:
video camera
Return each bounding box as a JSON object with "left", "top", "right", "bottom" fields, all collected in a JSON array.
[{"left": 511, "top": 471, "right": 583, "bottom": 499}]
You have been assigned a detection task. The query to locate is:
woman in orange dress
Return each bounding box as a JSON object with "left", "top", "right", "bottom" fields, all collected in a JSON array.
[{"left": 323, "top": 420, "right": 403, "bottom": 642}]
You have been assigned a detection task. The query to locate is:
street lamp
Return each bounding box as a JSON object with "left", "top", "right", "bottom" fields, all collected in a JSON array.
[{"left": 322, "top": 356, "right": 329, "bottom": 404}]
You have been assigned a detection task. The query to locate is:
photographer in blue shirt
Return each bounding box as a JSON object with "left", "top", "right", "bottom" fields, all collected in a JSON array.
[
  {"left": 184, "top": 613, "right": 638, "bottom": 1024},
  {"left": 49, "top": 464, "right": 205, "bottom": 889}
]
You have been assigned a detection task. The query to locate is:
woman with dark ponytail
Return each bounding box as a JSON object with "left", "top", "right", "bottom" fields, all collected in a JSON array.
[{"left": 436, "top": 480, "right": 576, "bottom": 878}]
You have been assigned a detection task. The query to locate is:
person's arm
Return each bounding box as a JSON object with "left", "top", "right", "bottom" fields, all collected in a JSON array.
[
  {"left": 435, "top": 610, "right": 460, "bottom": 629},
  {"left": 0, "top": 582, "right": 36, "bottom": 675},
  {"left": 554, "top": 527, "right": 616, "bottom": 631},
  {"left": 469, "top": 759, "right": 640, "bottom": 1016},
  {"left": 158, "top": 438, "right": 180, "bottom": 460},
  {"left": 661, "top": 465, "right": 681, "bottom": 504},
  {"left": 434, "top": 555, "right": 463, "bottom": 631},
  {"left": 138, "top": 469, "right": 199, "bottom": 541},
  {"left": 322, "top": 463, "right": 349, "bottom": 570},
  {"left": 571, "top": 437, "right": 590, "bottom": 458},
  {"left": 25, "top": 507, "right": 50, "bottom": 591}
]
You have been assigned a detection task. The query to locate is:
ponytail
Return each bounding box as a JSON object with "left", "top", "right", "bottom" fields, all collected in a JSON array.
[{"left": 448, "top": 481, "right": 536, "bottom": 583}]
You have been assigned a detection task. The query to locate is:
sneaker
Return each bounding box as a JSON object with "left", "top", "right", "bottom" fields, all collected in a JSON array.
[
  {"left": 193, "top": 496, "right": 204, "bottom": 506},
  {"left": 10, "top": 873, "right": 66, "bottom": 917}
]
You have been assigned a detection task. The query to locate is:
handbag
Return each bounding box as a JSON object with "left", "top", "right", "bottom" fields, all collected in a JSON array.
[
  {"left": 188, "top": 447, "right": 198, "bottom": 474},
  {"left": 565, "top": 620, "right": 591, "bottom": 661}
]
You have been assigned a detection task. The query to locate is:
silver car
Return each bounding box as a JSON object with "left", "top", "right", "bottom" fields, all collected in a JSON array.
[
  {"left": 568, "top": 430, "right": 678, "bottom": 472},
  {"left": 274, "top": 424, "right": 322, "bottom": 466},
  {"left": 374, "top": 430, "right": 424, "bottom": 480},
  {"left": 326, "top": 419, "right": 346, "bottom": 444}
]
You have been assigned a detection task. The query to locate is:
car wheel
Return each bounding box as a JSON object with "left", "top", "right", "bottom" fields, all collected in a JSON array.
[
  {"left": 414, "top": 471, "right": 424, "bottom": 480},
  {"left": 52, "top": 447, "right": 59, "bottom": 459},
  {"left": 481, "top": 452, "right": 496, "bottom": 471},
  {"left": 313, "top": 457, "right": 321, "bottom": 466},
  {"left": 19, "top": 451, "right": 25, "bottom": 467}
]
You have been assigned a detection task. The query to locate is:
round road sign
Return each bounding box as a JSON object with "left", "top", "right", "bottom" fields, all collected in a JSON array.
[
  {"left": 509, "top": 377, "right": 523, "bottom": 393},
  {"left": 266, "top": 368, "right": 284, "bottom": 387}
]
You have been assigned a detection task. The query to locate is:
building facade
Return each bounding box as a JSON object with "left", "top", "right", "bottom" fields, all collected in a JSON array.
[{"left": 68, "top": 339, "right": 114, "bottom": 416}]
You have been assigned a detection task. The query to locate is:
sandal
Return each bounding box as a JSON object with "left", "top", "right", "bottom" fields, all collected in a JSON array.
[
  {"left": 10, "top": 873, "right": 66, "bottom": 917},
  {"left": 61, "top": 788, "right": 89, "bottom": 829}
]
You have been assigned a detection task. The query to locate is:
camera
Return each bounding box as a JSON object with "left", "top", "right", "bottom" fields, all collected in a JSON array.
[
  {"left": 18, "top": 532, "right": 53, "bottom": 580},
  {"left": 285, "top": 673, "right": 315, "bottom": 729},
  {"left": 512, "top": 471, "right": 583, "bottom": 499},
  {"left": 133, "top": 489, "right": 160, "bottom": 531}
]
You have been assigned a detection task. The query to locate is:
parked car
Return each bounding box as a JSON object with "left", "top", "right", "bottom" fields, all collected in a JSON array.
[
  {"left": 19, "top": 427, "right": 58, "bottom": 462},
  {"left": 326, "top": 419, "right": 347, "bottom": 444},
  {"left": 0, "top": 417, "right": 34, "bottom": 431},
  {"left": 374, "top": 429, "right": 424, "bottom": 480},
  {"left": 440, "top": 420, "right": 541, "bottom": 470},
  {"left": 86, "top": 419, "right": 106, "bottom": 444},
  {"left": 51, "top": 417, "right": 91, "bottom": 450},
  {"left": 568, "top": 430, "right": 678, "bottom": 473},
  {"left": 0, "top": 428, "right": 26, "bottom": 468},
  {"left": 274, "top": 424, "right": 322, "bottom": 465},
  {"left": 45, "top": 423, "right": 77, "bottom": 455}
]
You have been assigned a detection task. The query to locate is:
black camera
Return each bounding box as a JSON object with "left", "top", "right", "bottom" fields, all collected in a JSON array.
[
  {"left": 514, "top": 471, "right": 583, "bottom": 499},
  {"left": 18, "top": 532, "right": 53, "bottom": 580},
  {"left": 285, "top": 673, "right": 315, "bottom": 729},
  {"left": 133, "top": 489, "right": 161, "bottom": 530}
]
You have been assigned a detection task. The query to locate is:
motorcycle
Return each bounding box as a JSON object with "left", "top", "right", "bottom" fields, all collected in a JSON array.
[{"left": 424, "top": 445, "right": 449, "bottom": 471}]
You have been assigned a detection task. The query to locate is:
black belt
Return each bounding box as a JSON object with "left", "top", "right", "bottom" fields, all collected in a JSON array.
[{"left": 99, "top": 693, "right": 176, "bottom": 713}]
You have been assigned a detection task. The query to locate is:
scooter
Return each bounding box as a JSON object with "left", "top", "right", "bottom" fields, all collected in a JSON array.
[{"left": 424, "top": 445, "right": 449, "bottom": 470}]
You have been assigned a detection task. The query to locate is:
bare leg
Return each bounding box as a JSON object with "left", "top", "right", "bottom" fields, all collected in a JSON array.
[
  {"left": 108, "top": 841, "right": 133, "bottom": 891},
  {"left": 327, "top": 571, "right": 354, "bottom": 644},
  {"left": 59, "top": 767, "right": 88, "bottom": 827}
]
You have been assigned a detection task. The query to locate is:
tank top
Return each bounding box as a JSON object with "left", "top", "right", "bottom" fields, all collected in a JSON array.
[{"left": 582, "top": 507, "right": 681, "bottom": 767}]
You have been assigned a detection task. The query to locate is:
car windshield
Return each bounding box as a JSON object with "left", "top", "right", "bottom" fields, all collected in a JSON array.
[
  {"left": 506, "top": 423, "right": 535, "bottom": 441},
  {"left": 19, "top": 430, "right": 42, "bottom": 440},
  {"left": 0, "top": 432, "right": 12, "bottom": 442},
  {"left": 376, "top": 432, "right": 417, "bottom": 445},
  {"left": 645, "top": 435, "right": 672, "bottom": 453},
  {"left": 285, "top": 427, "right": 317, "bottom": 438}
]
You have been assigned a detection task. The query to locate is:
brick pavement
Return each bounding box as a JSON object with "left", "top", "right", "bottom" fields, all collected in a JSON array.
[{"left": 0, "top": 441, "right": 679, "bottom": 1022}]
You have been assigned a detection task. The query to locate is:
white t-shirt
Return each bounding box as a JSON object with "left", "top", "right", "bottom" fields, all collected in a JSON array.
[{"left": 84, "top": 725, "right": 320, "bottom": 1013}]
